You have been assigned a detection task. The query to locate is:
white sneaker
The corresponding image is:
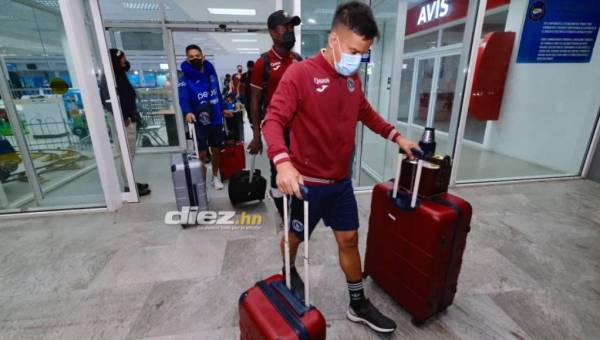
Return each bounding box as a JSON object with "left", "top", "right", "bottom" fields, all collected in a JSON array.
[{"left": 212, "top": 176, "right": 224, "bottom": 190}]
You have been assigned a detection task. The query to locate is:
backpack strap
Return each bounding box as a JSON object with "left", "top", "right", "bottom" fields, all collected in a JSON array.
[{"left": 261, "top": 52, "right": 270, "bottom": 89}]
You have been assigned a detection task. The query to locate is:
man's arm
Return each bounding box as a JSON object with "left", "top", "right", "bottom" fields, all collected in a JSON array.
[
  {"left": 177, "top": 79, "right": 195, "bottom": 123},
  {"left": 247, "top": 57, "right": 265, "bottom": 154},
  {"left": 262, "top": 65, "right": 303, "bottom": 197}
]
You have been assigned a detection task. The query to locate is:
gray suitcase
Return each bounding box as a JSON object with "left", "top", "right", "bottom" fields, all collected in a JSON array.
[{"left": 170, "top": 123, "right": 208, "bottom": 228}]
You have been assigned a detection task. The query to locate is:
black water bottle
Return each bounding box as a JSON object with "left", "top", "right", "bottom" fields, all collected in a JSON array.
[{"left": 419, "top": 127, "right": 436, "bottom": 158}]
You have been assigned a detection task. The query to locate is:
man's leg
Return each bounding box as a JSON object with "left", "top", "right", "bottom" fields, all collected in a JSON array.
[
  {"left": 326, "top": 181, "right": 396, "bottom": 333},
  {"left": 270, "top": 160, "right": 285, "bottom": 220},
  {"left": 208, "top": 125, "right": 224, "bottom": 190}
]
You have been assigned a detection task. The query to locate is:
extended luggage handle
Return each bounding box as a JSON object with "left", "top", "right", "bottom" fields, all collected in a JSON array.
[
  {"left": 248, "top": 154, "right": 257, "bottom": 182},
  {"left": 393, "top": 148, "right": 425, "bottom": 209},
  {"left": 283, "top": 187, "right": 310, "bottom": 307},
  {"left": 187, "top": 123, "right": 200, "bottom": 159}
]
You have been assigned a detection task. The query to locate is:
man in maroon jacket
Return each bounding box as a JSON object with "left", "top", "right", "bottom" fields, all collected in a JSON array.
[{"left": 263, "top": 2, "right": 419, "bottom": 334}]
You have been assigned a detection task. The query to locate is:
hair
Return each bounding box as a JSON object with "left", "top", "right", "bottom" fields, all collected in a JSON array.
[
  {"left": 185, "top": 44, "right": 202, "bottom": 54},
  {"left": 331, "top": 1, "right": 380, "bottom": 40},
  {"left": 247, "top": 60, "right": 255, "bottom": 67}
]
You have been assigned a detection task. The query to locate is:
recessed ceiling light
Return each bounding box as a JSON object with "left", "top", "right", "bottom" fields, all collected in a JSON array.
[
  {"left": 159, "top": 63, "right": 169, "bottom": 70},
  {"left": 307, "top": 18, "right": 317, "bottom": 24},
  {"left": 232, "top": 39, "right": 258, "bottom": 43},
  {"left": 207, "top": 8, "right": 256, "bottom": 16}
]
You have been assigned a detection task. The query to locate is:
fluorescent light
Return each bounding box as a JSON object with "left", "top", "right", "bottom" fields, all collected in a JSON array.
[
  {"left": 208, "top": 8, "right": 256, "bottom": 16},
  {"left": 239, "top": 52, "right": 259, "bottom": 54},
  {"left": 232, "top": 39, "right": 258, "bottom": 43},
  {"left": 307, "top": 18, "right": 317, "bottom": 24},
  {"left": 159, "top": 63, "right": 169, "bottom": 70},
  {"left": 237, "top": 47, "right": 259, "bottom": 51}
]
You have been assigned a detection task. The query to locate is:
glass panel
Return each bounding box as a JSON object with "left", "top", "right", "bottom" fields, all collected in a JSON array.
[
  {"left": 301, "top": 0, "right": 342, "bottom": 59},
  {"left": 432, "top": 54, "right": 461, "bottom": 137},
  {"left": 357, "top": 0, "right": 399, "bottom": 186},
  {"left": 104, "top": 29, "right": 180, "bottom": 149},
  {"left": 99, "top": 0, "right": 162, "bottom": 22},
  {"left": 397, "top": 59, "right": 414, "bottom": 123},
  {"left": 412, "top": 58, "right": 435, "bottom": 128},
  {"left": 441, "top": 23, "right": 465, "bottom": 46},
  {"left": 404, "top": 32, "right": 438, "bottom": 53},
  {"left": 0, "top": 0, "right": 106, "bottom": 212},
  {"left": 457, "top": 1, "right": 600, "bottom": 181}
]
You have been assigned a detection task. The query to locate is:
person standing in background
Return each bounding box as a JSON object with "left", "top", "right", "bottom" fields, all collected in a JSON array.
[
  {"left": 247, "top": 10, "right": 302, "bottom": 221},
  {"left": 178, "top": 44, "right": 232, "bottom": 190},
  {"left": 223, "top": 73, "right": 232, "bottom": 97},
  {"left": 241, "top": 60, "right": 254, "bottom": 121},
  {"left": 232, "top": 64, "right": 243, "bottom": 101},
  {"left": 100, "top": 48, "right": 151, "bottom": 196}
]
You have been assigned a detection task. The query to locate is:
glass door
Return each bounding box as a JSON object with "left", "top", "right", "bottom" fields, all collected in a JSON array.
[
  {"left": 105, "top": 28, "right": 182, "bottom": 150},
  {"left": 412, "top": 57, "right": 435, "bottom": 130}
]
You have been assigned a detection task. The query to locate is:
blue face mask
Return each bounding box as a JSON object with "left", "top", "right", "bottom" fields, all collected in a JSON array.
[{"left": 333, "top": 38, "right": 362, "bottom": 76}]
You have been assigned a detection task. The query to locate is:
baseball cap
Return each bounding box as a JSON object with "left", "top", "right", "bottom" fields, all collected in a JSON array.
[{"left": 267, "top": 10, "right": 301, "bottom": 29}]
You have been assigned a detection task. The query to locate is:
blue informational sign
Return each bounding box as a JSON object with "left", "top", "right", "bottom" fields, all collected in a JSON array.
[
  {"left": 361, "top": 49, "right": 371, "bottom": 63},
  {"left": 517, "top": 0, "right": 600, "bottom": 63}
]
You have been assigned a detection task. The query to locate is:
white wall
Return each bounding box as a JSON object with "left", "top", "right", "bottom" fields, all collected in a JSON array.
[{"left": 484, "top": 0, "right": 600, "bottom": 173}]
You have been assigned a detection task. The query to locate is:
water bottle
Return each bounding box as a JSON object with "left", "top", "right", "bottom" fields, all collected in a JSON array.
[{"left": 419, "top": 127, "right": 436, "bottom": 158}]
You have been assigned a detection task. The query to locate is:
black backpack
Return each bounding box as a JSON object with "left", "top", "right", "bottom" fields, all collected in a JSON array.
[{"left": 259, "top": 51, "right": 303, "bottom": 116}]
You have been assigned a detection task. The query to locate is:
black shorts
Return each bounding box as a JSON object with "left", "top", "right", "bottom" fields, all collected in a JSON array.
[
  {"left": 287, "top": 179, "right": 359, "bottom": 241},
  {"left": 194, "top": 123, "right": 224, "bottom": 151}
]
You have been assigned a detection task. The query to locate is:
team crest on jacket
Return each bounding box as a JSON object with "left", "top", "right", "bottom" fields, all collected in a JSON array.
[{"left": 347, "top": 78, "right": 355, "bottom": 92}]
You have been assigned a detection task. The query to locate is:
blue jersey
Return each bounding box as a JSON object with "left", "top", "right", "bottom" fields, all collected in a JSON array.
[{"left": 178, "top": 60, "right": 224, "bottom": 126}]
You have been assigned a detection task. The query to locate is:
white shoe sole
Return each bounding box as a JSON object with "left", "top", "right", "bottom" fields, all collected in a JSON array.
[{"left": 346, "top": 310, "right": 396, "bottom": 333}]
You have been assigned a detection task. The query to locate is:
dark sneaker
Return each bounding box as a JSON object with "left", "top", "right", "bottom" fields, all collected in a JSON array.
[
  {"left": 282, "top": 266, "right": 305, "bottom": 301},
  {"left": 347, "top": 299, "right": 397, "bottom": 333}
]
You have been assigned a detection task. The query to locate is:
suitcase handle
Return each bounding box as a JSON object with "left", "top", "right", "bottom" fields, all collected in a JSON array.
[
  {"left": 283, "top": 187, "right": 310, "bottom": 307},
  {"left": 393, "top": 148, "right": 425, "bottom": 209},
  {"left": 248, "top": 154, "right": 257, "bottom": 182},
  {"left": 188, "top": 123, "right": 200, "bottom": 159}
]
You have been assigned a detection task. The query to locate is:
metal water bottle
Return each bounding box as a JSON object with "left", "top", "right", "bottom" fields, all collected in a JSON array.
[{"left": 419, "top": 127, "right": 436, "bottom": 158}]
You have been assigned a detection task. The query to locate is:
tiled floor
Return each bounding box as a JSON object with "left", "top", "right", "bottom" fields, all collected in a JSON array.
[{"left": 0, "top": 152, "right": 598, "bottom": 339}]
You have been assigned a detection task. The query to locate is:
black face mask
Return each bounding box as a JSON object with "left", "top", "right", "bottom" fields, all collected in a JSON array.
[
  {"left": 190, "top": 58, "right": 203, "bottom": 70},
  {"left": 123, "top": 61, "right": 131, "bottom": 72},
  {"left": 282, "top": 31, "right": 296, "bottom": 50}
]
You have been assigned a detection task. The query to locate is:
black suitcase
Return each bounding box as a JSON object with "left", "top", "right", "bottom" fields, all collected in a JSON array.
[{"left": 228, "top": 155, "right": 267, "bottom": 205}]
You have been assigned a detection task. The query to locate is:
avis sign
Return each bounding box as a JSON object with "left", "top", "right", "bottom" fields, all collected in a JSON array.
[{"left": 417, "top": 0, "right": 450, "bottom": 26}]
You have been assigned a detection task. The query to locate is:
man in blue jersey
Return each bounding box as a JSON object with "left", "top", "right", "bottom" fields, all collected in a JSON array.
[{"left": 178, "top": 44, "right": 232, "bottom": 190}]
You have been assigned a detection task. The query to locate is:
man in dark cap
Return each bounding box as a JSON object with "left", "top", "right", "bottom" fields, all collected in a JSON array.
[{"left": 248, "top": 9, "right": 302, "bottom": 221}]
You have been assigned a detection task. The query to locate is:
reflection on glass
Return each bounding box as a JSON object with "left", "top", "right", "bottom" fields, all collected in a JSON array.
[
  {"left": 0, "top": 0, "right": 105, "bottom": 212},
  {"left": 432, "top": 55, "right": 460, "bottom": 133},
  {"left": 397, "top": 59, "right": 414, "bottom": 122},
  {"left": 413, "top": 58, "right": 435, "bottom": 127},
  {"left": 404, "top": 32, "right": 438, "bottom": 53}
]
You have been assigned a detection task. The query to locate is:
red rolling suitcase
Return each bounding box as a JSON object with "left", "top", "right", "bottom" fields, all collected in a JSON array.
[
  {"left": 239, "top": 196, "right": 326, "bottom": 340},
  {"left": 219, "top": 141, "right": 245, "bottom": 180},
  {"left": 364, "top": 150, "right": 472, "bottom": 326}
]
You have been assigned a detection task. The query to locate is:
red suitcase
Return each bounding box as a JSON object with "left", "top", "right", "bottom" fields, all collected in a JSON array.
[
  {"left": 239, "top": 196, "right": 326, "bottom": 340},
  {"left": 219, "top": 141, "right": 245, "bottom": 180},
  {"left": 364, "top": 151, "right": 472, "bottom": 326}
]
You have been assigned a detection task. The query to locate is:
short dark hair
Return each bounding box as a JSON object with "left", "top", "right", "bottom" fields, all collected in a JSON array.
[
  {"left": 247, "top": 60, "right": 255, "bottom": 67},
  {"left": 185, "top": 44, "right": 202, "bottom": 54},
  {"left": 331, "top": 1, "right": 380, "bottom": 40}
]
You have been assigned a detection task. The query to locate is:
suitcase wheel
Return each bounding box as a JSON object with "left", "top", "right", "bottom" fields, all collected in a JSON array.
[{"left": 411, "top": 317, "right": 425, "bottom": 327}]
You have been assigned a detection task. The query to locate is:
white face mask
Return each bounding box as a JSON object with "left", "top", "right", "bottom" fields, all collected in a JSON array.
[{"left": 332, "top": 37, "right": 362, "bottom": 76}]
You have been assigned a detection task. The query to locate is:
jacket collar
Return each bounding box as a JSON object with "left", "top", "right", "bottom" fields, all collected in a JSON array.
[
  {"left": 181, "top": 60, "right": 207, "bottom": 79},
  {"left": 316, "top": 49, "right": 341, "bottom": 79}
]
